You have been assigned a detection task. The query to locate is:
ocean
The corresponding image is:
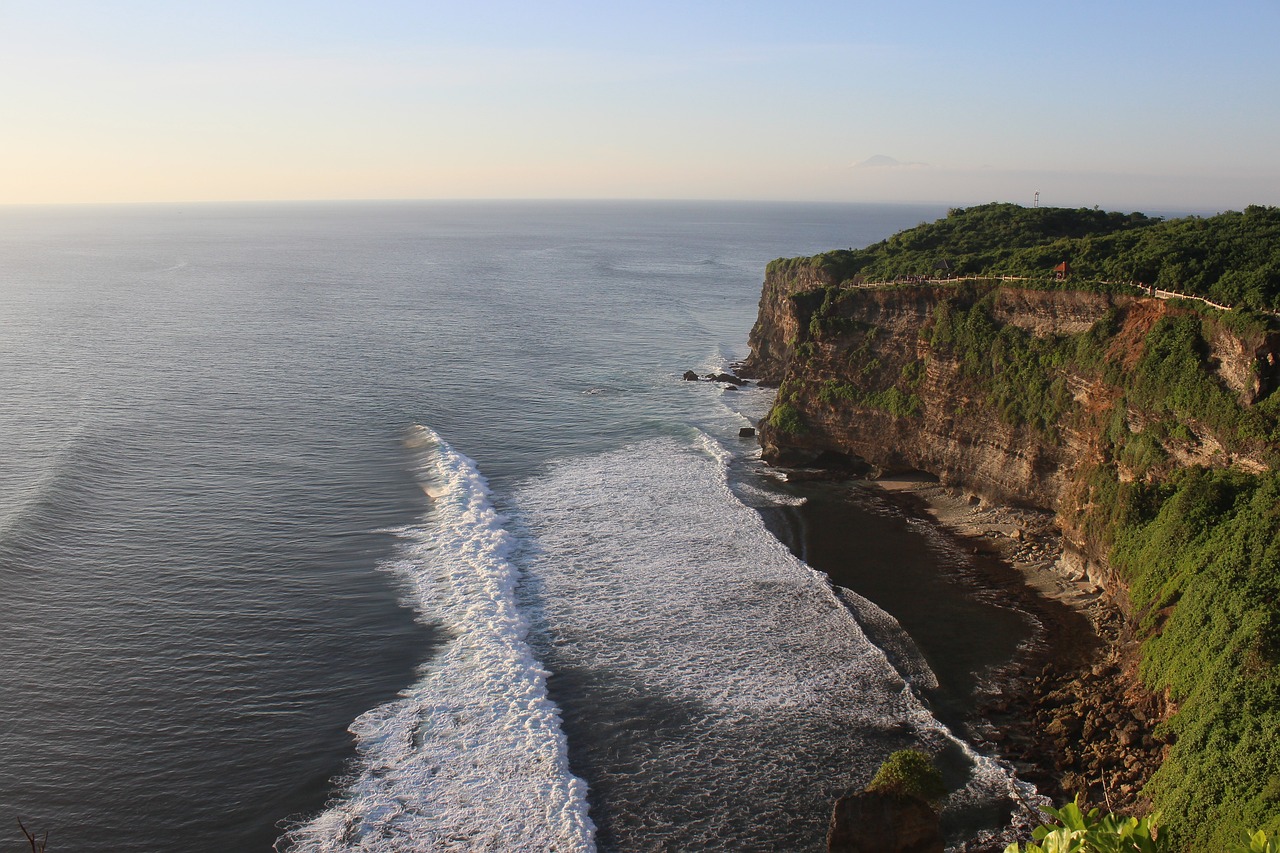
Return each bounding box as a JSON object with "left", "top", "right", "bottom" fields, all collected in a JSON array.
[{"left": 0, "top": 200, "right": 1031, "bottom": 851}]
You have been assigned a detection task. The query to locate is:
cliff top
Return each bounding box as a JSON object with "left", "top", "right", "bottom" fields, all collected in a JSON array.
[{"left": 768, "top": 203, "right": 1280, "bottom": 315}]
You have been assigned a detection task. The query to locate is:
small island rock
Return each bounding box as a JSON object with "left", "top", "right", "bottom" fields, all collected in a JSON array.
[{"left": 827, "top": 791, "right": 942, "bottom": 853}]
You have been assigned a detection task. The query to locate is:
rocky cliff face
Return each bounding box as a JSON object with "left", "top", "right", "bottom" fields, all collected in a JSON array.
[
  {"left": 741, "top": 264, "right": 1279, "bottom": 588},
  {"left": 743, "top": 260, "right": 838, "bottom": 384}
]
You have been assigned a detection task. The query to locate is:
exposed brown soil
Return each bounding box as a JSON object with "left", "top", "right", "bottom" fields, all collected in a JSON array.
[{"left": 1107, "top": 301, "right": 1167, "bottom": 372}]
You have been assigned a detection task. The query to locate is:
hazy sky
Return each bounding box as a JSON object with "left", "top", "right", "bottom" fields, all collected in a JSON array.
[{"left": 2, "top": 0, "right": 1277, "bottom": 209}]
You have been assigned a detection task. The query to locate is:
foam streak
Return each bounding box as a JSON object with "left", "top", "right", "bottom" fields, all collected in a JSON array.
[{"left": 283, "top": 426, "right": 594, "bottom": 853}]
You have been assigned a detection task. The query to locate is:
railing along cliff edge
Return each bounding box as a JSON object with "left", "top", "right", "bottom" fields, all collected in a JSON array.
[{"left": 832, "top": 275, "right": 1278, "bottom": 318}]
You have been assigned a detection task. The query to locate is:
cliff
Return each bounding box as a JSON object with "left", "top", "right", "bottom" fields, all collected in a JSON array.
[
  {"left": 743, "top": 266, "right": 1279, "bottom": 586},
  {"left": 741, "top": 257, "right": 1280, "bottom": 851}
]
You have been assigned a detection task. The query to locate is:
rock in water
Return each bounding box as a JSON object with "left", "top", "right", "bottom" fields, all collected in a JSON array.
[
  {"left": 827, "top": 791, "right": 943, "bottom": 853},
  {"left": 682, "top": 370, "right": 700, "bottom": 381},
  {"left": 739, "top": 427, "right": 756, "bottom": 438}
]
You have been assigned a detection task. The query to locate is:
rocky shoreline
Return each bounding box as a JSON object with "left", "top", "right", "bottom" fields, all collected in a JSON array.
[
  {"left": 710, "top": 358, "right": 1167, "bottom": 840},
  {"left": 868, "top": 476, "right": 1170, "bottom": 835}
]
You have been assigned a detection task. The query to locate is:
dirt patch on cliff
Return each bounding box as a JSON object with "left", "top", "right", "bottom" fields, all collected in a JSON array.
[{"left": 1107, "top": 301, "right": 1167, "bottom": 372}]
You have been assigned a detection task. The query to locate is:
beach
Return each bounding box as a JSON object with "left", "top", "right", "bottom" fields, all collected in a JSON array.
[{"left": 756, "top": 466, "right": 1168, "bottom": 844}]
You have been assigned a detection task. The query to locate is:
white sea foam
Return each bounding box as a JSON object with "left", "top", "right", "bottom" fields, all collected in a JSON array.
[
  {"left": 832, "top": 587, "right": 940, "bottom": 692},
  {"left": 282, "top": 426, "right": 594, "bottom": 853},
  {"left": 516, "top": 435, "right": 912, "bottom": 717},
  {"left": 510, "top": 434, "right": 1024, "bottom": 847}
]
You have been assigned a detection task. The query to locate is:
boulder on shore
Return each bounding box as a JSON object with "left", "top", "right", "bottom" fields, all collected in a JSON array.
[{"left": 827, "top": 790, "right": 942, "bottom": 853}]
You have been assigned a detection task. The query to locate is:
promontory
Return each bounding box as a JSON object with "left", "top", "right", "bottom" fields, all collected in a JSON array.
[{"left": 742, "top": 203, "right": 1280, "bottom": 852}]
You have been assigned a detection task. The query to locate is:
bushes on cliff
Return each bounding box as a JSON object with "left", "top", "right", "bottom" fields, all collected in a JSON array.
[
  {"left": 1129, "top": 314, "right": 1277, "bottom": 446},
  {"left": 915, "top": 291, "right": 1280, "bottom": 849},
  {"left": 1006, "top": 801, "right": 1170, "bottom": 852},
  {"left": 817, "top": 380, "right": 922, "bottom": 418},
  {"left": 926, "top": 291, "right": 1279, "bottom": 461},
  {"left": 810, "top": 203, "right": 1157, "bottom": 281},
  {"left": 1075, "top": 467, "right": 1280, "bottom": 851},
  {"left": 927, "top": 295, "right": 1075, "bottom": 439},
  {"left": 1041, "top": 309, "right": 1280, "bottom": 850},
  {"left": 772, "top": 203, "right": 1280, "bottom": 310},
  {"left": 767, "top": 401, "right": 806, "bottom": 435},
  {"left": 1007, "top": 801, "right": 1280, "bottom": 853},
  {"left": 760, "top": 205, "right": 1280, "bottom": 852}
]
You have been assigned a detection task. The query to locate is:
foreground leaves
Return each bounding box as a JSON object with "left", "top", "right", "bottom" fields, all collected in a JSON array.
[{"left": 1005, "top": 801, "right": 1169, "bottom": 853}]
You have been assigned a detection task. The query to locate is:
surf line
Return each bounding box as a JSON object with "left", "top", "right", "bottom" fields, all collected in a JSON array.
[{"left": 282, "top": 425, "right": 594, "bottom": 853}]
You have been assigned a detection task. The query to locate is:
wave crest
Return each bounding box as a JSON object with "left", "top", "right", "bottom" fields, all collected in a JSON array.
[{"left": 281, "top": 426, "right": 594, "bottom": 853}]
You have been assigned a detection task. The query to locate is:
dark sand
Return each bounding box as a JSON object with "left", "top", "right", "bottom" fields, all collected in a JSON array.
[{"left": 754, "top": 470, "right": 1123, "bottom": 849}]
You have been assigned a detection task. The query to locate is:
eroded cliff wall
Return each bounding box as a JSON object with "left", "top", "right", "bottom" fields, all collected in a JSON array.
[
  {"left": 741, "top": 264, "right": 1279, "bottom": 586},
  {"left": 743, "top": 234, "right": 1280, "bottom": 853}
]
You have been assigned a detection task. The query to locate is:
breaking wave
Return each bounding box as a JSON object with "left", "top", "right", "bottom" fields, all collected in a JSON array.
[
  {"left": 510, "top": 433, "right": 1021, "bottom": 849},
  {"left": 281, "top": 426, "right": 594, "bottom": 853}
]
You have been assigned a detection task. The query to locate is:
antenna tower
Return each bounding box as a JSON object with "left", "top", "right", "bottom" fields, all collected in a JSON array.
[{"left": 1033, "top": 191, "right": 1040, "bottom": 208}]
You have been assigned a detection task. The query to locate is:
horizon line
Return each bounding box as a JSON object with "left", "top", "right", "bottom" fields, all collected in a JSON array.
[{"left": 0, "top": 196, "right": 1241, "bottom": 216}]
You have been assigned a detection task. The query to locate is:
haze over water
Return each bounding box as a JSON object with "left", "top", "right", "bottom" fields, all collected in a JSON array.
[{"left": 0, "top": 201, "right": 1029, "bottom": 850}]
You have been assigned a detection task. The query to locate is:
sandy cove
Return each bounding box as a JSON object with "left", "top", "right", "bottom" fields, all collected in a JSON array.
[{"left": 869, "top": 474, "right": 1170, "bottom": 829}]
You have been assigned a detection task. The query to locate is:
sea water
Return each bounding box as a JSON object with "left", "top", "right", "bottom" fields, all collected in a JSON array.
[{"left": 0, "top": 200, "right": 1029, "bottom": 851}]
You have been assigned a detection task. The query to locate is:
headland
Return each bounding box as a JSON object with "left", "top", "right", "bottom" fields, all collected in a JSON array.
[{"left": 741, "top": 202, "right": 1280, "bottom": 851}]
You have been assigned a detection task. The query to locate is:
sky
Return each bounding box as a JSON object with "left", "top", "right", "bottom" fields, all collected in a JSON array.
[{"left": 1, "top": 0, "right": 1277, "bottom": 210}]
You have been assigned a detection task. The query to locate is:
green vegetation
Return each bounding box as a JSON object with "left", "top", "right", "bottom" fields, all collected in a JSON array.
[
  {"left": 921, "top": 289, "right": 1280, "bottom": 455},
  {"left": 912, "top": 297, "right": 1280, "bottom": 849},
  {"left": 817, "top": 379, "right": 922, "bottom": 418},
  {"left": 796, "top": 285, "right": 869, "bottom": 342},
  {"left": 1238, "top": 830, "right": 1280, "bottom": 853},
  {"left": 866, "top": 750, "right": 947, "bottom": 803},
  {"left": 920, "top": 292, "right": 1280, "bottom": 849},
  {"left": 1128, "top": 314, "right": 1277, "bottom": 444},
  {"left": 1006, "top": 801, "right": 1170, "bottom": 852},
  {"left": 762, "top": 216, "right": 1280, "bottom": 846},
  {"left": 928, "top": 293, "right": 1076, "bottom": 439},
  {"left": 1008, "top": 802, "right": 1280, "bottom": 853},
  {"left": 767, "top": 400, "right": 806, "bottom": 435},
  {"left": 772, "top": 203, "right": 1280, "bottom": 311},
  {"left": 1079, "top": 467, "right": 1280, "bottom": 850},
  {"left": 861, "top": 386, "right": 922, "bottom": 418}
]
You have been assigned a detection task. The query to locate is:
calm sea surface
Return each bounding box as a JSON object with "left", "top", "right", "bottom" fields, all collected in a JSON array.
[{"left": 0, "top": 200, "right": 1030, "bottom": 851}]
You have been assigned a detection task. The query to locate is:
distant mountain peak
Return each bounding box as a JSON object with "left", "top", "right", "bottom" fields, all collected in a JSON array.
[{"left": 852, "top": 154, "right": 927, "bottom": 169}]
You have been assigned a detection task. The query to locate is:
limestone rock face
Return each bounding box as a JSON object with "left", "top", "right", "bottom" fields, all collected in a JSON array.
[
  {"left": 741, "top": 267, "right": 1277, "bottom": 593},
  {"left": 742, "top": 262, "right": 836, "bottom": 384},
  {"left": 826, "top": 790, "right": 943, "bottom": 853},
  {"left": 747, "top": 281, "right": 1113, "bottom": 507},
  {"left": 743, "top": 274, "right": 1275, "bottom": 500}
]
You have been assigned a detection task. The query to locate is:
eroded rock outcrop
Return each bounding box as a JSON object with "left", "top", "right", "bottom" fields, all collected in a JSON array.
[{"left": 827, "top": 790, "right": 943, "bottom": 853}]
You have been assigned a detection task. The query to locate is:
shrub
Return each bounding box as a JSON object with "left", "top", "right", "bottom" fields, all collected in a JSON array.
[
  {"left": 767, "top": 401, "right": 805, "bottom": 435},
  {"left": 1235, "top": 830, "right": 1280, "bottom": 853},
  {"left": 865, "top": 750, "right": 946, "bottom": 803},
  {"left": 1005, "top": 802, "right": 1280, "bottom": 853}
]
